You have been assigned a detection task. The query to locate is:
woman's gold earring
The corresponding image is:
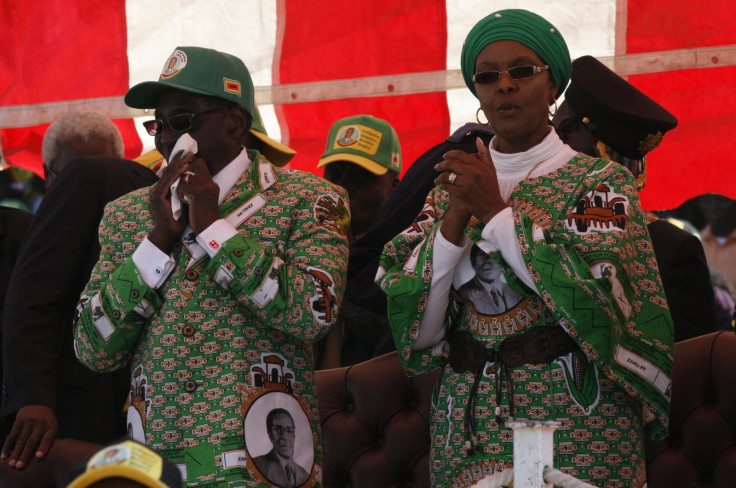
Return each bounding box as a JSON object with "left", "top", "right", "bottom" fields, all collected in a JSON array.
[
  {"left": 548, "top": 97, "right": 558, "bottom": 117},
  {"left": 476, "top": 107, "right": 489, "bottom": 125}
]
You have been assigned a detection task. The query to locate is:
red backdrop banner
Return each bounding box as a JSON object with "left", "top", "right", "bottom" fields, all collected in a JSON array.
[
  {"left": 626, "top": 0, "right": 736, "bottom": 210},
  {"left": 275, "top": 0, "right": 450, "bottom": 176},
  {"left": 0, "top": 0, "right": 141, "bottom": 175}
]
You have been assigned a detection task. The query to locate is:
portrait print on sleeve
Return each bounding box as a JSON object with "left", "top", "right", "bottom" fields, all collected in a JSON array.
[
  {"left": 244, "top": 392, "right": 313, "bottom": 487},
  {"left": 455, "top": 245, "right": 523, "bottom": 316}
]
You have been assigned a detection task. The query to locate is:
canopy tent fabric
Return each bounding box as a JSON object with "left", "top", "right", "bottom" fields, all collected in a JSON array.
[{"left": 1, "top": 0, "right": 734, "bottom": 211}]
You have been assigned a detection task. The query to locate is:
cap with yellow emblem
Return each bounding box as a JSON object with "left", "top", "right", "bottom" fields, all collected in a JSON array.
[
  {"left": 67, "top": 439, "right": 182, "bottom": 488},
  {"left": 318, "top": 114, "right": 401, "bottom": 175},
  {"left": 125, "top": 46, "right": 295, "bottom": 166}
]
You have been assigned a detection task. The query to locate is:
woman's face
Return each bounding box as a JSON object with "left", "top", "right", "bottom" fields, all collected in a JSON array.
[{"left": 474, "top": 40, "right": 557, "bottom": 153}]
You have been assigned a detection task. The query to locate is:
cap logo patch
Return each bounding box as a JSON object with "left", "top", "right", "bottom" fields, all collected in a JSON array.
[
  {"left": 638, "top": 131, "right": 664, "bottom": 155},
  {"left": 335, "top": 125, "right": 361, "bottom": 147},
  {"left": 89, "top": 444, "right": 132, "bottom": 468},
  {"left": 333, "top": 124, "right": 382, "bottom": 155},
  {"left": 160, "top": 50, "right": 187, "bottom": 79},
  {"left": 224, "top": 78, "right": 241, "bottom": 97},
  {"left": 391, "top": 152, "right": 400, "bottom": 168}
]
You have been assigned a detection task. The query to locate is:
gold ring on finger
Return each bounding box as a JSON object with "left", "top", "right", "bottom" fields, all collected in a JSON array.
[{"left": 448, "top": 172, "right": 458, "bottom": 185}]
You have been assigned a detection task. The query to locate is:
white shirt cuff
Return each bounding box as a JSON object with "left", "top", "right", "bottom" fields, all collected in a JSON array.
[
  {"left": 196, "top": 219, "right": 238, "bottom": 258},
  {"left": 132, "top": 238, "right": 176, "bottom": 289}
]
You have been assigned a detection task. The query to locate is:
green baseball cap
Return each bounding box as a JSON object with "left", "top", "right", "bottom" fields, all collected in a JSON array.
[
  {"left": 126, "top": 47, "right": 295, "bottom": 166},
  {"left": 318, "top": 115, "right": 401, "bottom": 175},
  {"left": 125, "top": 46, "right": 255, "bottom": 115}
]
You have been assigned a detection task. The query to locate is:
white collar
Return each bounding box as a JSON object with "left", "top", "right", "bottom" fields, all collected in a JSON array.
[
  {"left": 490, "top": 128, "right": 569, "bottom": 178},
  {"left": 213, "top": 147, "right": 251, "bottom": 205}
]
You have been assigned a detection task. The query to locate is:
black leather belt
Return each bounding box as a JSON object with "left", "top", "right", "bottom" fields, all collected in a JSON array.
[
  {"left": 447, "top": 325, "right": 580, "bottom": 372},
  {"left": 446, "top": 326, "right": 580, "bottom": 456}
]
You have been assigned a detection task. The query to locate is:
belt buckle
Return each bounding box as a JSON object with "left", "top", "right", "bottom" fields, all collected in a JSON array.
[{"left": 501, "top": 343, "right": 525, "bottom": 367}]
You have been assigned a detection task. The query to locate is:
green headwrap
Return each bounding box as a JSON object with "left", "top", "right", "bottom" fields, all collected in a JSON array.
[{"left": 461, "top": 9, "right": 571, "bottom": 100}]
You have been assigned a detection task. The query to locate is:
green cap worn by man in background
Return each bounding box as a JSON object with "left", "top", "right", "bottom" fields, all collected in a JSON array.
[{"left": 318, "top": 114, "right": 401, "bottom": 242}]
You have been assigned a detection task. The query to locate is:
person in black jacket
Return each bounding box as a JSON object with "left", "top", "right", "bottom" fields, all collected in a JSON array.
[
  {"left": 1, "top": 157, "right": 158, "bottom": 470},
  {"left": 0, "top": 206, "right": 34, "bottom": 382},
  {"left": 335, "top": 123, "right": 494, "bottom": 366}
]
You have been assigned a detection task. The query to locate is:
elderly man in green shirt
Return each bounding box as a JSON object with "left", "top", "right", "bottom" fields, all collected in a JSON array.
[{"left": 74, "top": 46, "right": 349, "bottom": 487}]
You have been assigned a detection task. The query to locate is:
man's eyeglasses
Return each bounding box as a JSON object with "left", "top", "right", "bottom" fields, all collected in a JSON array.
[
  {"left": 142, "top": 106, "right": 228, "bottom": 136},
  {"left": 473, "top": 65, "right": 550, "bottom": 84}
]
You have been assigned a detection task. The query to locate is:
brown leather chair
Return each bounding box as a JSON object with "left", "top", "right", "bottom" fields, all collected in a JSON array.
[
  {"left": 316, "top": 331, "right": 736, "bottom": 488},
  {"left": 315, "top": 351, "right": 441, "bottom": 488},
  {"left": 646, "top": 330, "right": 736, "bottom": 487},
  {"left": 4, "top": 332, "right": 733, "bottom": 487}
]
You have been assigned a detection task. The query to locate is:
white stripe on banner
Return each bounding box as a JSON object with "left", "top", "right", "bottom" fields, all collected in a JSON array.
[{"left": 2, "top": 46, "right": 735, "bottom": 130}]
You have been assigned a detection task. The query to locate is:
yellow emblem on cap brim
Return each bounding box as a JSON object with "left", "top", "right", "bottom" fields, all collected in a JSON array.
[{"left": 638, "top": 131, "right": 664, "bottom": 155}]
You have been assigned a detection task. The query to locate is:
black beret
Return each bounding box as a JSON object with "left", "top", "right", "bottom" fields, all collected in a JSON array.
[{"left": 565, "top": 55, "right": 678, "bottom": 159}]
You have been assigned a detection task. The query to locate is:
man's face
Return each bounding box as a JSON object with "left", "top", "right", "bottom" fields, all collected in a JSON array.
[
  {"left": 471, "top": 251, "right": 501, "bottom": 283},
  {"left": 153, "top": 89, "right": 236, "bottom": 175},
  {"left": 323, "top": 161, "right": 397, "bottom": 240},
  {"left": 268, "top": 413, "right": 295, "bottom": 459},
  {"left": 551, "top": 106, "right": 598, "bottom": 158}
]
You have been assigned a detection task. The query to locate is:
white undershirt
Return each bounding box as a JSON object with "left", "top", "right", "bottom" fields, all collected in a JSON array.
[{"left": 414, "top": 128, "right": 578, "bottom": 349}]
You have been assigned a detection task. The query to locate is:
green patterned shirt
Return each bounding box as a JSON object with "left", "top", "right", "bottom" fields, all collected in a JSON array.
[
  {"left": 378, "top": 154, "right": 673, "bottom": 487},
  {"left": 75, "top": 150, "right": 350, "bottom": 487}
]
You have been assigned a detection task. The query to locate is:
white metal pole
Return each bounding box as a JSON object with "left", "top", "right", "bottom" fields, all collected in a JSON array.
[{"left": 507, "top": 420, "right": 561, "bottom": 488}]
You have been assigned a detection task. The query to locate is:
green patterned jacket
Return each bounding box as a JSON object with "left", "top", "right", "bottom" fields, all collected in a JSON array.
[
  {"left": 378, "top": 155, "right": 674, "bottom": 486},
  {"left": 74, "top": 150, "right": 350, "bottom": 487}
]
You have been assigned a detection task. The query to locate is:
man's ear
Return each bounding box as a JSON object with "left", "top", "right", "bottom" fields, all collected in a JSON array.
[
  {"left": 228, "top": 105, "right": 251, "bottom": 139},
  {"left": 555, "top": 117, "right": 579, "bottom": 143}
]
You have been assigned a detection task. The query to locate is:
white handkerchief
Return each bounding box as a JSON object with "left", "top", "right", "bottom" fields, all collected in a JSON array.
[{"left": 168, "top": 134, "right": 198, "bottom": 219}]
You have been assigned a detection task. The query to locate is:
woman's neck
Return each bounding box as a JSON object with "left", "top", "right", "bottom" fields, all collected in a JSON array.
[{"left": 494, "top": 125, "right": 552, "bottom": 154}]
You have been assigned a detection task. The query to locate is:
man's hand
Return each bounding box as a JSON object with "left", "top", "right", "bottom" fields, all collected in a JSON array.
[
  {"left": 1, "top": 405, "right": 57, "bottom": 469},
  {"left": 175, "top": 157, "right": 220, "bottom": 235},
  {"left": 148, "top": 150, "right": 196, "bottom": 253}
]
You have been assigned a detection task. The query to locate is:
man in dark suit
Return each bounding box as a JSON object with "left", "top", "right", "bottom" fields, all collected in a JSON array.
[
  {"left": 40, "top": 112, "right": 126, "bottom": 190},
  {"left": 0, "top": 206, "right": 34, "bottom": 382},
  {"left": 552, "top": 55, "right": 717, "bottom": 342},
  {"left": 0, "top": 157, "right": 158, "bottom": 470}
]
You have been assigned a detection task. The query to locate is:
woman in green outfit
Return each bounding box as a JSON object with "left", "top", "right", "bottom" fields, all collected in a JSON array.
[{"left": 377, "top": 9, "right": 673, "bottom": 487}]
